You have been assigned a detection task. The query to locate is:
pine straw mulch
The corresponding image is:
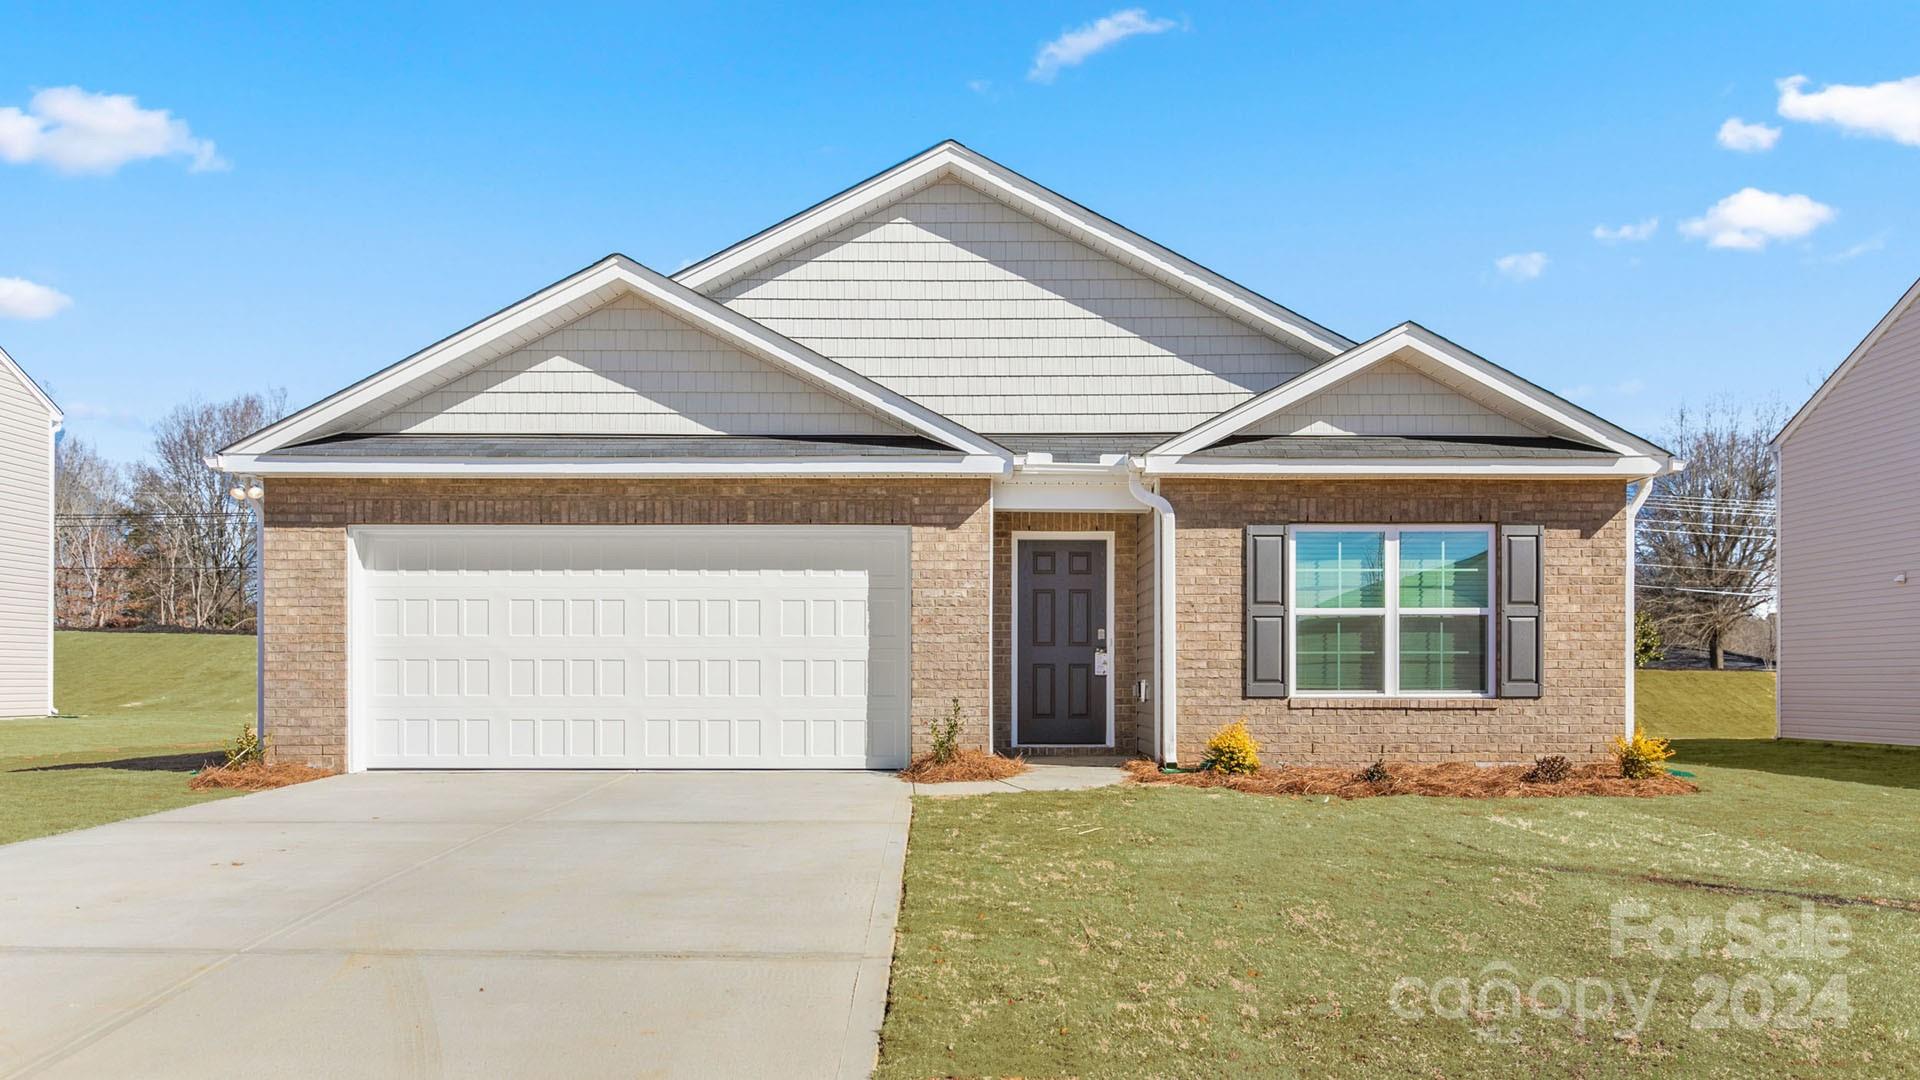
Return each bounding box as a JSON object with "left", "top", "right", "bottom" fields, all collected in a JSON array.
[
  {"left": 1123, "top": 759, "right": 1698, "bottom": 799},
  {"left": 189, "top": 761, "right": 338, "bottom": 792},
  {"left": 898, "top": 749, "right": 1029, "bottom": 784}
]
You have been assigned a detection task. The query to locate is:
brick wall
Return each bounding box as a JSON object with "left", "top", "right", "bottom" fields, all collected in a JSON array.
[
  {"left": 990, "top": 512, "right": 1147, "bottom": 755},
  {"left": 1163, "top": 478, "right": 1630, "bottom": 765},
  {"left": 262, "top": 477, "right": 992, "bottom": 770}
]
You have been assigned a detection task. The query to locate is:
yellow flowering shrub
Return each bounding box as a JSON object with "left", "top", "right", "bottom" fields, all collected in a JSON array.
[
  {"left": 1610, "top": 731, "right": 1675, "bottom": 780},
  {"left": 1201, "top": 720, "right": 1262, "bottom": 775}
]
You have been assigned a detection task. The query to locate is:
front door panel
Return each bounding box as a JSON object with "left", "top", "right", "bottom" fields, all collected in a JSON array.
[{"left": 1017, "top": 539, "right": 1108, "bottom": 745}]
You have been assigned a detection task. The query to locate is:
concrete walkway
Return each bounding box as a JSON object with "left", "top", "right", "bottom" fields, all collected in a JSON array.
[
  {"left": 0, "top": 771, "right": 909, "bottom": 1079},
  {"left": 908, "top": 759, "right": 1129, "bottom": 797}
]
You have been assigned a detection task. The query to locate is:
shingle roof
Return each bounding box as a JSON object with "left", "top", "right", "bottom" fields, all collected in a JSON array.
[
  {"left": 1188, "top": 435, "right": 1616, "bottom": 459},
  {"left": 991, "top": 434, "right": 1176, "bottom": 462},
  {"left": 266, "top": 433, "right": 963, "bottom": 460}
]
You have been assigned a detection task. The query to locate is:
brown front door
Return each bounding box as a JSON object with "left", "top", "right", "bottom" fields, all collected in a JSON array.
[{"left": 1016, "top": 538, "right": 1108, "bottom": 746}]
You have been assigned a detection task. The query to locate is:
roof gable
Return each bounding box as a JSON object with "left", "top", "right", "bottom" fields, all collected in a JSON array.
[
  {"left": 676, "top": 144, "right": 1351, "bottom": 358},
  {"left": 224, "top": 256, "right": 1004, "bottom": 458},
  {"left": 1243, "top": 358, "right": 1545, "bottom": 438},
  {"left": 1774, "top": 275, "right": 1920, "bottom": 447},
  {"left": 0, "top": 346, "right": 60, "bottom": 422},
  {"left": 698, "top": 176, "right": 1322, "bottom": 433},
  {"left": 1152, "top": 323, "right": 1673, "bottom": 462},
  {"left": 358, "top": 294, "right": 909, "bottom": 438}
]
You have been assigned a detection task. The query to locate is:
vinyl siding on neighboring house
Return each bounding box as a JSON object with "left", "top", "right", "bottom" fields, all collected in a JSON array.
[
  {"left": 365, "top": 294, "right": 907, "bottom": 437},
  {"left": 709, "top": 180, "right": 1318, "bottom": 433},
  {"left": 1778, "top": 296, "right": 1920, "bottom": 745},
  {"left": 0, "top": 362, "right": 53, "bottom": 716},
  {"left": 1245, "top": 359, "right": 1543, "bottom": 437}
]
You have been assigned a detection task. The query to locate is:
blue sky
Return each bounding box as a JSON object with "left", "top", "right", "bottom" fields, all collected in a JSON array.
[{"left": 3, "top": 3, "right": 1915, "bottom": 461}]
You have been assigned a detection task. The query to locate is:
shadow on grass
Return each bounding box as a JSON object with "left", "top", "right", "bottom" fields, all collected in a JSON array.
[
  {"left": 13, "top": 752, "right": 220, "bottom": 774},
  {"left": 1672, "top": 738, "right": 1920, "bottom": 791}
]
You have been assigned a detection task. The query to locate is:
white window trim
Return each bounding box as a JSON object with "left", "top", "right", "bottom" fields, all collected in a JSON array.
[
  {"left": 1009, "top": 531, "right": 1117, "bottom": 750},
  {"left": 1287, "top": 524, "right": 1496, "bottom": 699}
]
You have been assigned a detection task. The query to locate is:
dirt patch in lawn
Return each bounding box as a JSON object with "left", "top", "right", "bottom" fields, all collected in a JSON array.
[
  {"left": 1124, "top": 759, "right": 1697, "bottom": 799},
  {"left": 189, "top": 761, "right": 337, "bottom": 792},
  {"left": 899, "top": 749, "right": 1028, "bottom": 783}
]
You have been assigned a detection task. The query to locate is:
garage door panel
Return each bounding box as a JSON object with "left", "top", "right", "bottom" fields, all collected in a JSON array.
[{"left": 355, "top": 527, "right": 908, "bottom": 770}]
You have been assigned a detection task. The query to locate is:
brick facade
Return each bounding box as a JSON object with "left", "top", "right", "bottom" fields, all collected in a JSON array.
[
  {"left": 261, "top": 477, "right": 993, "bottom": 770},
  {"left": 991, "top": 512, "right": 1150, "bottom": 755},
  {"left": 1163, "top": 478, "right": 1630, "bottom": 765}
]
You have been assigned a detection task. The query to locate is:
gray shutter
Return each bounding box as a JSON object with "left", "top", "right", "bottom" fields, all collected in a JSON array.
[
  {"left": 1245, "top": 525, "right": 1288, "bottom": 697},
  {"left": 1498, "top": 525, "right": 1543, "bottom": 698}
]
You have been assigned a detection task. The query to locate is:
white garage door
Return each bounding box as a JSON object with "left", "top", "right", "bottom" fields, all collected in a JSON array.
[{"left": 350, "top": 526, "right": 909, "bottom": 770}]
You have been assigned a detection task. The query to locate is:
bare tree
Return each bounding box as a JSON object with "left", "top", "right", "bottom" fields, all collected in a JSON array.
[
  {"left": 1637, "top": 399, "right": 1783, "bottom": 669},
  {"left": 54, "top": 438, "right": 137, "bottom": 628},
  {"left": 125, "top": 390, "right": 285, "bottom": 629}
]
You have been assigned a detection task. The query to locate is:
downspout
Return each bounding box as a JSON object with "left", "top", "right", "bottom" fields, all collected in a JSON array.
[{"left": 1125, "top": 469, "right": 1178, "bottom": 764}]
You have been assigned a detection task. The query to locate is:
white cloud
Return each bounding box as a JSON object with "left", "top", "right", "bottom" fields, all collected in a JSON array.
[
  {"left": 1679, "top": 188, "right": 1835, "bottom": 250},
  {"left": 1778, "top": 74, "right": 1920, "bottom": 146},
  {"left": 0, "top": 86, "right": 225, "bottom": 175},
  {"left": 1813, "top": 235, "right": 1887, "bottom": 264},
  {"left": 1593, "top": 217, "right": 1659, "bottom": 243},
  {"left": 1716, "top": 117, "right": 1781, "bottom": 152},
  {"left": 1493, "top": 252, "right": 1548, "bottom": 281},
  {"left": 1029, "top": 8, "right": 1177, "bottom": 83},
  {"left": 967, "top": 79, "right": 993, "bottom": 95},
  {"left": 0, "top": 276, "right": 73, "bottom": 319}
]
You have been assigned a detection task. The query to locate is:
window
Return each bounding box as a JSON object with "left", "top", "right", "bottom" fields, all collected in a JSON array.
[{"left": 1290, "top": 526, "right": 1493, "bottom": 696}]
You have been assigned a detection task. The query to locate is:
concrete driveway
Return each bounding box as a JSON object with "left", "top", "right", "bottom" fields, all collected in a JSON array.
[{"left": 0, "top": 771, "right": 910, "bottom": 1079}]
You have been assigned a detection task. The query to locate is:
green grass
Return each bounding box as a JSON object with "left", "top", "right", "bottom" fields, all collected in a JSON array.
[
  {"left": 879, "top": 676, "right": 1919, "bottom": 1077},
  {"left": 1637, "top": 669, "right": 1777, "bottom": 740},
  {"left": 0, "top": 632, "right": 254, "bottom": 844}
]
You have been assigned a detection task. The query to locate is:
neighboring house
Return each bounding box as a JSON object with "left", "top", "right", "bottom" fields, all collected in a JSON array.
[
  {"left": 0, "top": 346, "right": 61, "bottom": 718},
  {"left": 1774, "top": 276, "right": 1920, "bottom": 746},
  {"left": 212, "top": 141, "right": 1680, "bottom": 772}
]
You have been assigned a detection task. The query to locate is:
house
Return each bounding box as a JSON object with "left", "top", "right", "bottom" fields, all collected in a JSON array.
[
  {"left": 212, "top": 141, "right": 1680, "bottom": 772},
  {"left": 0, "top": 346, "right": 61, "bottom": 718},
  {"left": 1773, "top": 276, "right": 1920, "bottom": 746}
]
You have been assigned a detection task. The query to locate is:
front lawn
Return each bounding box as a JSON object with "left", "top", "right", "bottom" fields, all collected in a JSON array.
[
  {"left": 0, "top": 632, "right": 253, "bottom": 844},
  {"left": 879, "top": 675, "right": 1918, "bottom": 1077}
]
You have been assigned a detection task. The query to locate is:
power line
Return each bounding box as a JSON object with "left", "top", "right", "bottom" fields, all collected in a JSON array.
[{"left": 1637, "top": 583, "right": 1774, "bottom": 598}]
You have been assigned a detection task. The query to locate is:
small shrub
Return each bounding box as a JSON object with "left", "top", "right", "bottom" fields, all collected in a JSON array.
[
  {"left": 1357, "top": 757, "right": 1391, "bottom": 784},
  {"left": 1524, "top": 754, "right": 1573, "bottom": 784},
  {"left": 1634, "top": 612, "right": 1664, "bottom": 668},
  {"left": 1201, "top": 720, "right": 1261, "bottom": 775},
  {"left": 223, "top": 726, "right": 266, "bottom": 769},
  {"left": 1610, "top": 732, "right": 1675, "bottom": 780},
  {"left": 929, "top": 697, "right": 965, "bottom": 764}
]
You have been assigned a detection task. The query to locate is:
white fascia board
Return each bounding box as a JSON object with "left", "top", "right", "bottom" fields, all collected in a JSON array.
[
  {"left": 0, "top": 346, "right": 61, "bottom": 422},
  {"left": 1774, "top": 275, "right": 1920, "bottom": 447},
  {"left": 214, "top": 453, "right": 1011, "bottom": 478},
  {"left": 225, "top": 255, "right": 1009, "bottom": 461},
  {"left": 1139, "top": 455, "right": 1669, "bottom": 479},
  {"left": 1151, "top": 323, "right": 1672, "bottom": 460},
  {"left": 674, "top": 141, "right": 1354, "bottom": 360}
]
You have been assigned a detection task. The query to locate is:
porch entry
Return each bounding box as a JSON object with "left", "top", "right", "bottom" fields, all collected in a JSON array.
[{"left": 1013, "top": 535, "right": 1112, "bottom": 747}]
